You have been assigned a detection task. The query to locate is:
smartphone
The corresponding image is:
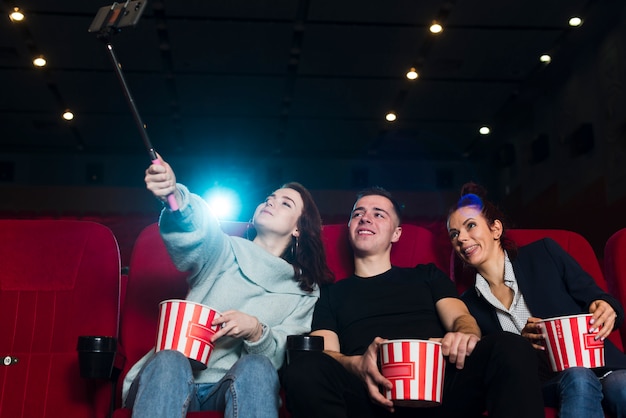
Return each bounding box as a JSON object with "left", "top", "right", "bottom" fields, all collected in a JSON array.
[{"left": 88, "top": 0, "right": 147, "bottom": 33}]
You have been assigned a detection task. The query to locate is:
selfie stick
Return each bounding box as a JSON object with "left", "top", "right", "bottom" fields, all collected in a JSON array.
[{"left": 90, "top": 1, "right": 178, "bottom": 211}]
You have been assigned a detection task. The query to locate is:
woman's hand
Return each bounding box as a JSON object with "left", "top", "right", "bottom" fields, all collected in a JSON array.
[
  {"left": 211, "top": 310, "right": 265, "bottom": 343},
  {"left": 521, "top": 317, "right": 545, "bottom": 350},
  {"left": 144, "top": 154, "right": 180, "bottom": 204},
  {"left": 589, "top": 300, "right": 617, "bottom": 340}
]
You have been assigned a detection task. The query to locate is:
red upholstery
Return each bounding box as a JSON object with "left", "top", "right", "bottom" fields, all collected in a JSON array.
[
  {"left": 0, "top": 220, "right": 121, "bottom": 418},
  {"left": 604, "top": 228, "right": 626, "bottom": 348},
  {"left": 113, "top": 222, "right": 225, "bottom": 418},
  {"left": 322, "top": 223, "right": 444, "bottom": 280},
  {"left": 453, "top": 229, "right": 603, "bottom": 292},
  {"left": 508, "top": 229, "right": 605, "bottom": 289},
  {"left": 451, "top": 228, "right": 624, "bottom": 418}
]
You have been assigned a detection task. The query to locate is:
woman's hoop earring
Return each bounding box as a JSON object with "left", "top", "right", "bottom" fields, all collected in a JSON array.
[
  {"left": 246, "top": 219, "right": 254, "bottom": 240},
  {"left": 291, "top": 236, "right": 299, "bottom": 258}
]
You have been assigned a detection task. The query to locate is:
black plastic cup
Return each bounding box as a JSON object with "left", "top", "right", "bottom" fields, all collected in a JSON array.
[
  {"left": 286, "top": 335, "right": 324, "bottom": 365},
  {"left": 76, "top": 335, "right": 117, "bottom": 379}
]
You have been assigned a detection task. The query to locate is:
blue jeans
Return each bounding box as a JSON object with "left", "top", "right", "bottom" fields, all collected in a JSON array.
[
  {"left": 602, "top": 369, "right": 626, "bottom": 418},
  {"left": 126, "top": 350, "right": 280, "bottom": 418},
  {"left": 543, "top": 367, "right": 626, "bottom": 418}
]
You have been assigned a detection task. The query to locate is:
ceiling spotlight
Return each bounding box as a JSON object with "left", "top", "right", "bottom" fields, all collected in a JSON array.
[
  {"left": 385, "top": 112, "right": 397, "bottom": 122},
  {"left": 429, "top": 23, "right": 443, "bottom": 34},
  {"left": 539, "top": 54, "right": 552, "bottom": 64},
  {"left": 62, "top": 110, "right": 74, "bottom": 121},
  {"left": 568, "top": 17, "right": 583, "bottom": 27},
  {"left": 9, "top": 7, "right": 25, "bottom": 22},
  {"left": 406, "top": 67, "right": 419, "bottom": 80},
  {"left": 479, "top": 126, "right": 491, "bottom": 135},
  {"left": 33, "top": 56, "right": 47, "bottom": 67}
]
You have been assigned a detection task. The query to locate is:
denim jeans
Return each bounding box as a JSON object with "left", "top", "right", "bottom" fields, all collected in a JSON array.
[
  {"left": 126, "top": 350, "right": 280, "bottom": 418},
  {"left": 601, "top": 369, "right": 626, "bottom": 418},
  {"left": 543, "top": 367, "right": 626, "bottom": 418}
]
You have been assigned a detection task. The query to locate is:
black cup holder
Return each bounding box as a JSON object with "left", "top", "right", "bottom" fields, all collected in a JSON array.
[
  {"left": 76, "top": 335, "right": 117, "bottom": 379},
  {"left": 286, "top": 335, "right": 324, "bottom": 365}
]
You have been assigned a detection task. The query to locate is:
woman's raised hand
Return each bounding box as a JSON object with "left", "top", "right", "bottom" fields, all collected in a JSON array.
[{"left": 145, "top": 154, "right": 179, "bottom": 204}]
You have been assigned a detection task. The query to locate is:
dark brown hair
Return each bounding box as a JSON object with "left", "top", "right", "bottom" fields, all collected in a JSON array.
[
  {"left": 354, "top": 186, "right": 404, "bottom": 225},
  {"left": 279, "top": 182, "right": 335, "bottom": 291}
]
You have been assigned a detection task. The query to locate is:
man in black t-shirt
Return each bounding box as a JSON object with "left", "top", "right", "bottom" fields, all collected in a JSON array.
[{"left": 281, "top": 187, "right": 545, "bottom": 418}]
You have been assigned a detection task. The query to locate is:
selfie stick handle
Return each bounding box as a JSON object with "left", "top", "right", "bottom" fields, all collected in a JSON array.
[{"left": 104, "top": 42, "right": 178, "bottom": 211}]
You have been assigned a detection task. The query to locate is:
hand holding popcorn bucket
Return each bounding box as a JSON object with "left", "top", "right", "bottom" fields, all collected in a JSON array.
[
  {"left": 379, "top": 339, "right": 445, "bottom": 407},
  {"left": 539, "top": 313, "right": 605, "bottom": 372},
  {"left": 156, "top": 299, "right": 222, "bottom": 370}
]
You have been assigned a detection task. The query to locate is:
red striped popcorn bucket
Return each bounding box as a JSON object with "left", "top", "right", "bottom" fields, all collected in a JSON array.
[
  {"left": 379, "top": 339, "right": 445, "bottom": 407},
  {"left": 539, "top": 313, "right": 604, "bottom": 372},
  {"left": 156, "top": 299, "right": 221, "bottom": 370}
]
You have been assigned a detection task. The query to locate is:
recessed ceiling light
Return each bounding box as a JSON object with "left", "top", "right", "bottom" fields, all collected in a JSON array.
[
  {"left": 33, "top": 56, "right": 47, "bottom": 67},
  {"left": 539, "top": 54, "right": 552, "bottom": 64},
  {"left": 406, "top": 68, "right": 419, "bottom": 80},
  {"left": 62, "top": 110, "right": 74, "bottom": 121},
  {"left": 385, "top": 112, "right": 397, "bottom": 122},
  {"left": 568, "top": 17, "right": 583, "bottom": 27},
  {"left": 429, "top": 23, "right": 443, "bottom": 34},
  {"left": 9, "top": 7, "right": 25, "bottom": 22},
  {"left": 479, "top": 126, "right": 490, "bottom": 135}
]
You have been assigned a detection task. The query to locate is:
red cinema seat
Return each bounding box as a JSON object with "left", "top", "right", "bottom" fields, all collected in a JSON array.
[
  {"left": 113, "top": 222, "right": 247, "bottom": 418},
  {"left": 321, "top": 223, "right": 446, "bottom": 280},
  {"left": 0, "top": 220, "right": 121, "bottom": 418},
  {"left": 604, "top": 228, "right": 626, "bottom": 348}
]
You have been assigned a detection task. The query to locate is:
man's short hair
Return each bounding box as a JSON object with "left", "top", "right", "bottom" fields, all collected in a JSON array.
[{"left": 354, "top": 186, "right": 404, "bottom": 225}]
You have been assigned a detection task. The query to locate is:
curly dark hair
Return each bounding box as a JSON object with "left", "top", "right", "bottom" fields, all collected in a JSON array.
[
  {"left": 448, "top": 182, "right": 517, "bottom": 258},
  {"left": 276, "top": 182, "right": 335, "bottom": 291}
]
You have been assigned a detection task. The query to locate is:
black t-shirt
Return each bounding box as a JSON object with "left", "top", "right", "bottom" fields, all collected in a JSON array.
[{"left": 312, "top": 265, "right": 459, "bottom": 356}]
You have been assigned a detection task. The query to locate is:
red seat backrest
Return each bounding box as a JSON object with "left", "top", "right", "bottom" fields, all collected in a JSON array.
[
  {"left": 0, "top": 220, "right": 121, "bottom": 418},
  {"left": 116, "top": 223, "right": 190, "bottom": 379},
  {"left": 114, "top": 222, "right": 248, "bottom": 418},
  {"left": 508, "top": 229, "right": 605, "bottom": 286},
  {"left": 321, "top": 223, "right": 443, "bottom": 281},
  {"left": 117, "top": 222, "right": 249, "bottom": 372},
  {"left": 451, "top": 228, "right": 623, "bottom": 351},
  {"left": 604, "top": 228, "right": 626, "bottom": 348}
]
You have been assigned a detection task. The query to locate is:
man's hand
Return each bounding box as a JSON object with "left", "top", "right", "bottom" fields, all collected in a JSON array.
[
  {"left": 434, "top": 297, "right": 481, "bottom": 369},
  {"left": 436, "top": 331, "right": 479, "bottom": 369},
  {"left": 332, "top": 337, "right": 395, "bottom": 412}
]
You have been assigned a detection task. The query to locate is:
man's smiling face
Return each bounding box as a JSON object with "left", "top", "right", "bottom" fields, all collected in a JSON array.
[{"left": 348, "top": 194, "right": 401, "bottom": 257}]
